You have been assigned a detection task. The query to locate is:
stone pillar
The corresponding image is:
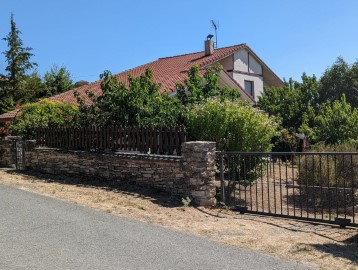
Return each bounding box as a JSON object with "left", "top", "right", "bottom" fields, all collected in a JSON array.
[
  {"left": 181, "top": 141, "right": 217, "bottom": 207},
  {"left": 0, "top": 137, "right": 17, "bottom": 168}
]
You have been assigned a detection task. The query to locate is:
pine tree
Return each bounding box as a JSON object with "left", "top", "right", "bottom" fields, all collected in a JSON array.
[
  {"left": 2, "top": 13, "right": 37, "bottom": 104},
  {"left": 43, "top": 65, "right": 73, "bottom": 97}
]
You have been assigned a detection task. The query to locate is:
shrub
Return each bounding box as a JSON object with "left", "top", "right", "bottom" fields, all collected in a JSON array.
[
  {"left": 185, "top": 99, "right": 279, "bottom": 188},
  {"left": 185, "top": 99, "right": 278, "bottom": 152},
  {"left": 297, "top": 143, "right": 358, "bottom": 187},
  {"left": 9, "top": 99, "right": 79, "bottom": 139},
  {"left": 296, "top": 143, "right": 358, "bottom": 207}
]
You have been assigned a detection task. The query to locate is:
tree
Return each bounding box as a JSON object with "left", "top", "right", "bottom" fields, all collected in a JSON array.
[
  {"left": 176, "top": 64, "right": 240, "bottom": 105},
  {"left": 76, "top": 64, "right": 242, "bottom": 128},
  {"left": 257, "top": 84, "right": 298, "bottom": 130},
  {"left": 42, "top": 65, "right": 73, "bottom": 97},
  {"left": 73, "top": 80, "right": 89, "bottom": 88},
  {"left": 0, "top": 75, "right": 14, "bottom": 114},
  {"left": 257, "top": 74, "right": 318, "bottom": 151},
  {"left": 22, "top": 71, "right": 44, "bottom": 102},
  {"left": 2, "top": 14, "right": 37, "bottom": 103},
  {"left": 257, "top": 74, "right": 318, "bottom": 132},
  {"left": 318, "top": 57, "right": 358, "bottom": 108},
  {"left": 311, "top": 95, "right": 358, "bottom": 145},
  {"left": 75, "top": 69, "right": 182, "bottom": 128}
]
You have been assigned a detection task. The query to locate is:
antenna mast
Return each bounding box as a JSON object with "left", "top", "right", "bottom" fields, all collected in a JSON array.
[{"left": 211, "top": 20, "right": 218, "bottom": 48}]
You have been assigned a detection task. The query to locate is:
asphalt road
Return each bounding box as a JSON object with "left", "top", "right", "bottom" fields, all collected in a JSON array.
[{"left": 0, "top": 184, "right": 313, "bottom": 270}]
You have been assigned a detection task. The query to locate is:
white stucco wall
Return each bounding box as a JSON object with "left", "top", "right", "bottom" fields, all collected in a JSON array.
[
  {"left": 234, "top": 49, "right": 262, "bottom": 75},
  {"left": 248, "top": 54, "right": 262, "bottom": 75},
  {"left": 232, "top": 49, "right": 264, "bottom": 100},
  {"left": 233, "top": 73, "right": 263, "bottom": 101},
  {"left": 234, "top": 50, "right": 249, "bottom": 72}
]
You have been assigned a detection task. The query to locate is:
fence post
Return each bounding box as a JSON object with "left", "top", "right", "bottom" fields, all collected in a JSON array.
[
  {"left": 181, "top": 141, "right": 217, "bottom": 206},
  {"left": 220, "top": 153, "right": 225, "bottom": 204}
]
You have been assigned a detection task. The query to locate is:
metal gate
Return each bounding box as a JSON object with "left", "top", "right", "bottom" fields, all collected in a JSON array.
[
  {"left": 218, "top": 152, "right": 358, "bottom": 228},
  {"left": 15, "top": 140, "right": 25, "bottom": 170}
]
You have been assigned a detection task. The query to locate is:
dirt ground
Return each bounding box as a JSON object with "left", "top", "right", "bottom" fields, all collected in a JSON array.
[{"left": 1, "top": 169, "right": 357, "bottom": 270}]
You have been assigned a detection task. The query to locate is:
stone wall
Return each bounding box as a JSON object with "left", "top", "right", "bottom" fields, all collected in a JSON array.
[
  {"left": 0, "top": 138, "right": 16, "bottom": 168},
  {"left": 0, "top": 139, "right": 217, "bottom": 206}
]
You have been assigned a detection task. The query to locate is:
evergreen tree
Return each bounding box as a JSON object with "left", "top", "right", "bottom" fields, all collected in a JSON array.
[
  {"left": 22, "top": 71, "right": 45, "bottom": 102},
  {"left": 2, "top": 13, "right": 37, "bottom": 104},
  {"left": 43, "top": 65, "right": 73, "bottom": 97}
]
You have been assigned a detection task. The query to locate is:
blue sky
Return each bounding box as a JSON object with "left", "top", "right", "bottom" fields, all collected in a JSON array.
[{"left": 0, "top": 0, "right": 357, "bottom": 83}]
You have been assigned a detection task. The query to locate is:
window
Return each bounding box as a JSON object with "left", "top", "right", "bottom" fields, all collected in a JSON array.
[{"left": 244, "top": 80, "right": 254, "bottom": 97}]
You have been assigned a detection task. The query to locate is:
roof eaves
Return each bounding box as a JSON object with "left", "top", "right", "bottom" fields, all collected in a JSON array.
[
  {"left": 0, "top": 108, "right": 21, "bottom": 120},
  {"left": 244, "top": 45, "right": 284, "bottom": 86}
]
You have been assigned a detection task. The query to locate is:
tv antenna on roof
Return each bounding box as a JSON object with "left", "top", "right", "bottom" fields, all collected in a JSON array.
[{"left": 211, "top": 20, "right": 219, "bottom": 48}]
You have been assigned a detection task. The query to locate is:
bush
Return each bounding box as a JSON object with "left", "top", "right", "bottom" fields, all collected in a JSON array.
[
  {"left": 185, "top": 99, "right": 278, "bottom": 152},
  {"left": 297, "top": 143, "right": 358, "bottom": 187},
  {"left": 9, "top": 99, "right": 79, "bottom": 139},
  {"left": 296, "top": 143, "right": 358, "bottom": 207},
  {"left": 185, "top": 99, "right": 279, "bottom": 188}
]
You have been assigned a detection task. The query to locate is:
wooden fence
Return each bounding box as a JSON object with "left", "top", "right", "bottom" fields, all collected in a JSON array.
[{"left": 36, "top": 127, "right": 187, "bottom": 155}]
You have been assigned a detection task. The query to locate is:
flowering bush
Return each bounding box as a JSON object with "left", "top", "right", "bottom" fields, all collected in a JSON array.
[{"left": 9, "top": 99, "right": 78, "bottom": 139}]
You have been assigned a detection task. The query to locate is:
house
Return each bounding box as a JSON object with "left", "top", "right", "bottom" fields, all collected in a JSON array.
[{"left": 0, "top": 39, "right": 284, "bottom": 122}]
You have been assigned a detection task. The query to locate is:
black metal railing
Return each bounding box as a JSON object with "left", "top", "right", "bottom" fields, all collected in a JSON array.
[{"left": 218, "top": 152, "right": 358, "bottom": 228}]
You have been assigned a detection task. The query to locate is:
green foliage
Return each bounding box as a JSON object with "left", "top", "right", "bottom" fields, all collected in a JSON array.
[
  {"left": 73, "top": 80, "right": 89, "bottom": 88},
  {"left": 42, "top": 65, "right": 73, "bottom": 97},
  {"left": 274, "top": 129, "right": 300, "bottom": 152},
  {"left": 9, "top": 100, "right": 78, "bottom": 139},
  {"left": 181, "top": 197, "right": 192, "bottom": 208},
  {"left": 1, "top": 15, "right": 73, "bottom": 111},
  {"left": 185, "top": 99, "right": 278, "bottom": 189},
  {"left": 22, "top": 71, "right": 45, "bottom": 102},
  {"left": 2, "top": 14, "right": 37, "bottom": 103},
  {"left": 0, "top": 75, "right": 10, "bottom": 114},
  {"left": 257, "top": 74, "right": 318, "bottom": 132},
  {"left": 76, "top": 69, "right": 182, "bottom": 128},
  {"left": 176, "top": 64, "right": 240, "bottom": 105},
  {"left": 185, "top": 99, "right": 278, "bottom": 152},
  {"left": 310, "top": 95, "right": 358, "bottom": 145},
  {"left": 0, "top": 95, "right": 15, "bottom": 115},
  {"left": 318, "top": 57, "right": 358, "bottom": 108}
]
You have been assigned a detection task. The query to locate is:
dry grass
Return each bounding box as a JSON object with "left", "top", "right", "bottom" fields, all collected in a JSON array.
[{"left": 1, "top": 169, "right": 358, "bottom": 270}]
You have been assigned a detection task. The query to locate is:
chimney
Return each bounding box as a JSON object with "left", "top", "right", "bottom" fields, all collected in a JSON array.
[{"left": 205, "top": 35, "right": 214, "bottom": 56}]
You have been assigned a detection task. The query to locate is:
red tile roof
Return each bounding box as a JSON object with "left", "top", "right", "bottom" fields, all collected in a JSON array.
[
  {"left": 1, "top": 43, "right": 277, "bottom": 121},
  {"left": 48, "top": 43, "right": 248, "bottom": 106},
  {"left": 0, "top": 109, "right": 20, "bottom": 121}
]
